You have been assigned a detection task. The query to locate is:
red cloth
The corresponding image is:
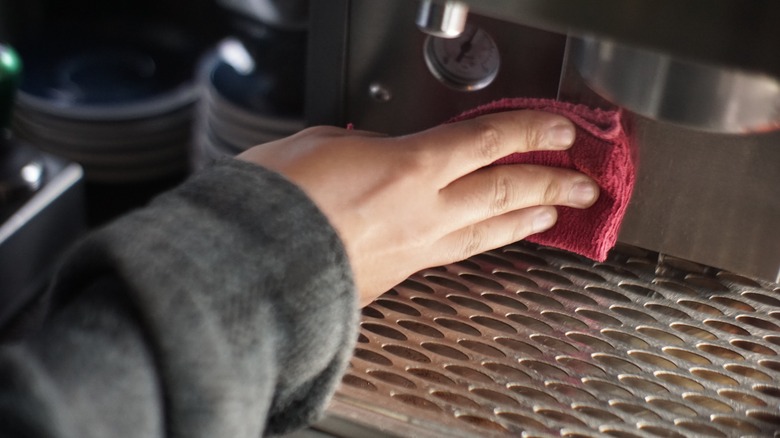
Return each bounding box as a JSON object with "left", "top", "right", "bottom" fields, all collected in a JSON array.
[{"left": 448, "top": 98, "right": 635, "bottom": 261}]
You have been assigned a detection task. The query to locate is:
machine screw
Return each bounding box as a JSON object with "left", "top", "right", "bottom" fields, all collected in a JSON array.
[{"left": 369, "top": 83, "right": 392, "bottom": 103}]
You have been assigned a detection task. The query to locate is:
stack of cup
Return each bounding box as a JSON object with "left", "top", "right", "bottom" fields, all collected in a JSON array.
[
  {"left": 13, "top": 24, "right": 201, "bottom": 183},
  {"left": 191, "top": 33, "right": 306, "bottom": 169}
]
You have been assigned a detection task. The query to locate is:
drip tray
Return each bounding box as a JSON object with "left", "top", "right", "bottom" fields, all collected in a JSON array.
[{"left": 318, "top": 242, "right": 780, "bottom": 438}]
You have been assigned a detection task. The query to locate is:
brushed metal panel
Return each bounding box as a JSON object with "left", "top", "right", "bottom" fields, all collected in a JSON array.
[
  {"left": 558, "top": 51, "right": 780, "bottom": 282},
  {"left": 454, "top": 0, "right": 780, "bottom": 80},
  {"left": 343, "top": 0, "right": 565, "bottom": 135},
  {"left": 309, "top": 0, "right": 780, "bottom": 282},
  {"left": 619, "top": 117, "right": 780, "bottom": 283}
]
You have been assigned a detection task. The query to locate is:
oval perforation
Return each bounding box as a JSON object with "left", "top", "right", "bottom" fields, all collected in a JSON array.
[
  {"left": 508, "top": 384, "right": 559, "bottom": 406},
  {"left": 407, "top": 367, "right": 455, "bottom": 385},
  {"left": 644, "top": 303, "right": 691, "bottom": 320},
  {"left": 542, "top": 310, "right": 589, "bottom": 330},
  {"left": 556, "top": 356, "right": 607, "bottom": 377},
  {"left": 518, "top": 290, "right": 564, "bottom": 309},
  {"left": 717, "top": 272, "right": 762, "bottom": 288},
  {"left": 646, "top": 397, "right": 698, "bottom": 417},
  {"left": 684, "top": 275, "right": 730, "bottom": 293},
  {"left": 382, "top": 344, "right": 431, "bottom": 363},
  {"left": 638, "top": 424, "right": 688, "bottom": 438},
  {"left": 674, "top": 420, "right": 728, "bottom": 438},
  {"left": 496, "top": 411, "right": 548, "bottom": 431},
  {"left": 601, "top": 329, "right": 650, "bottom": 348},
  {"left": 636, "top": 327, "right": 684, "bottom": 346},
  {"left": 501, "top": 248, "right": 548, "bottom": 267},
  {"left": 530, "top": 334, "right": 578, "bottom": 354},
  {"left": 545, "top": 381, "right": 597, "bottom": 402},
  {"left": 469, "top": 315, "right": 515, "bottom": 334},
  {"left": 711, "top": 296, "right": 755, "bottom": 312},
  {"left": 361, "top": 306, "right": 384, "bottom": 319},
  {"left": 742, "top": 291, "right": 780, "bottom": 307},
  {"left": 704, "top": 319, "right": 751, "bottom": 336},
  {"left": 584, "top": 286, "right": 632, "bottom": 302},
  {"left": 453, "top": 259, "right": 481, "bottom": 271},
  {"left": 717, "top": 389, "right": 766, "bottom": 407},
  {"left": 361, "top": 322, "right": 407, "bottom": 341},
  {"left": 433, "top": 317, "right": 481, "bottom": 336},
  {"left": 738, "top": 315, "right": 780, "bottom": 332},
  {"left": 480, "top": 293, "right": 527, "bottom": 311},
  {"left": 447, "top": 294, "right": 493, "bottom": 313},
  {"left": 566, "top": 332, "right": 615, "bottom": 351},
  {"left": 552, "top": 288, "right": 599, "bottom": 306},
  {"left": 682, "top": 394, "right": 733, "bottom": 413},
  {"left": 367, "top": 370, "right": 416, "bottom": 389},
  {"left": 724, "top": 363, "right": 772, "bottom": 381},
  {"left": 459, "top": 273, "right": 504, "bottom": 291},
  {"left": 398, "top": 279, "right": 435, "bottom": 294},
  {"left": 506, "top": 313, "right": 553, "bottom": 333},
  {"left": 592, "top": 353, "right": 642, "bottom": 374},
  {"left": 619, "top": 283, "right": 665, "bottom": 299},
  {"left": 593, "top": 263, "right": 639, "bottom": 279},
  {"left": 397, "top": 320, "right": 444, "bottom": 338},
  {"left": 610, "top": 305, "right": 658, "bottom": 323},
  {"left": 374, "top": 298, "right": 421, "bottom": 316},
  {"left": 458, "top": 339, "right": 505, "bottom": 358},
  {"left": 527, "top": 268, "right": 574, "bottom": 285},
  {"left": 470, "top": 253, "right": 514, "bottom": 268},
  {"left": 391, "top": 393, "right": 442, "bottom": 412},
  {"left": 444, "top": 365, "right": 493, "bottom": 383},
  {"left": 573, "top": 404, "right": 623, "bottom": 422},
  {"left": 628, "top": 351, "right": 677, "bottom": 370},
  {"left": 456, "top": 414, "right": 509, "bottom": 433},
  {"left": 652, "top": 280, "right": 699, "bottom": 297},
  {"left": 424, "top": 274, "right": 469, "bottom": 292},
  {"left": 492, "top": 271, "right": 539, "bottom": 288}
]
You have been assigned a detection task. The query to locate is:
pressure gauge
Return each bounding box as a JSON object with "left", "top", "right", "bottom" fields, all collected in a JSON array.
[{"left": 424, "top": 24, "right": 500, "bottom": 91}]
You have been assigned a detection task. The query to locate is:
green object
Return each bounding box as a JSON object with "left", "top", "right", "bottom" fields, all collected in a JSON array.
[{"left": 0, "top": 43, "right": 22, "bottom": 131}]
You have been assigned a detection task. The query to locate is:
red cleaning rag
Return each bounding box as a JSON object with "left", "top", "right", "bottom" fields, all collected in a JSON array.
[{"left": 448, "top": 98, "right": 635, "bottom": 262}]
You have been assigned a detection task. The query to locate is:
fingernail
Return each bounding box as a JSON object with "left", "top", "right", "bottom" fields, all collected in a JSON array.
[
  {"left": 546, "top": 123, "right": 576, "bottom": 149},
  {"left": 570, "top": 181, "right": 598, "bottom": 206},
  {"left": 533, "top": 208, "right": 557, "bottom": 233}
]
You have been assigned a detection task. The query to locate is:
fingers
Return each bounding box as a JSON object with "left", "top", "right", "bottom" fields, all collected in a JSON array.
[
  {"left": 407, "top": 110, "right": 576, "bottom": 186},
  {"left": 439, "top": 164, "right": 599, "bottom": 231},
  {"left": 432, "top": 206, "right": 558, "bottom": 265}
]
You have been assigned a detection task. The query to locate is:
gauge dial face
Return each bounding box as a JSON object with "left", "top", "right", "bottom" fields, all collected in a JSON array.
[{"left": 424, "top": 25, "right": 500, "bottom": 91}]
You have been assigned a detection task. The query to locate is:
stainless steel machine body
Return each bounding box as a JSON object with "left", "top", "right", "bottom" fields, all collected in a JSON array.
[
  {"left": 302, "top": 1, "right": 780, "bottom": 437},
  {"left": 306, "top": 0, "right": 780, "bottom": 283}
]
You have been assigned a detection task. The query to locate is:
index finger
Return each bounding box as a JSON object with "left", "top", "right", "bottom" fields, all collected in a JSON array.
[{"left": 408, "top": 110, "right": 576, "bottom": 186}]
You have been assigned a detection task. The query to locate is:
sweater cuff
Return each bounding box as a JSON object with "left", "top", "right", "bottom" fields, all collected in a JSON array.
[{"left": 49, "top": 159, "right": 358, "bottom": 436}]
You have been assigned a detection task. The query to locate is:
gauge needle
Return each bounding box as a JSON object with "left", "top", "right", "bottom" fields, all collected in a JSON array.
[{"left": 455, "top": 27, "right": 479, "bottom": 63}]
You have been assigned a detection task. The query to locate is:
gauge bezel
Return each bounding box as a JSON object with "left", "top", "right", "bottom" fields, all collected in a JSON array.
[{"left": 423, "top": 26, "right": 500, "bottom": 92}]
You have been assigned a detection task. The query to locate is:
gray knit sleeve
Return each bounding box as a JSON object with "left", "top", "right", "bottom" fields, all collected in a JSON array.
[{"left": 0, "top": 159, "right": 358, "bottom": 438}]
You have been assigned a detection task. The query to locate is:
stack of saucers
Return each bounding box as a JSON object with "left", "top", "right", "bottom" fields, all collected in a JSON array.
[
  {"left": 12, "top": 24, "right": 202, "bottom": 183},
  {"left": 192, "top": 37, "right": 305, "bottom": 169}
]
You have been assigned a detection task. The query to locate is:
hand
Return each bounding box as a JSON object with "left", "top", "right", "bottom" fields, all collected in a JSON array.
[{"left": 238, "top": 110, "right": 599, "bottom": 307}]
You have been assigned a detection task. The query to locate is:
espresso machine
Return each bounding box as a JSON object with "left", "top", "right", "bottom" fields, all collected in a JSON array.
[{"left": 300, "top": 1, "right": 780, "bottom": 436}]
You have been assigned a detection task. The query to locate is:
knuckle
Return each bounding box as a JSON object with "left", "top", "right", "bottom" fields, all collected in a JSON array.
[
  {"left": 459, "top": 226, "right": 484, "bottom": 260},
  {"left": 472, "top": 119, "right": 503, "bottom": 161},
  {"left": 523, "top": 121, "right": 547, "bottom": 150},
  {"left": 406, "top": 144, "right": 435, "bottom": 174},
  {"left": 542, "top": 179, "right": 563, "bottom": 205},
  {"left": 490, "top": 174, "right": 513, "bottom": 214}
]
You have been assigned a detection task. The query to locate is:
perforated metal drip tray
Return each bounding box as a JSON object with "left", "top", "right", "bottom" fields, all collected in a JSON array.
[{"left": 321, "top": 241, "right": 780, "bottom": 438}]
